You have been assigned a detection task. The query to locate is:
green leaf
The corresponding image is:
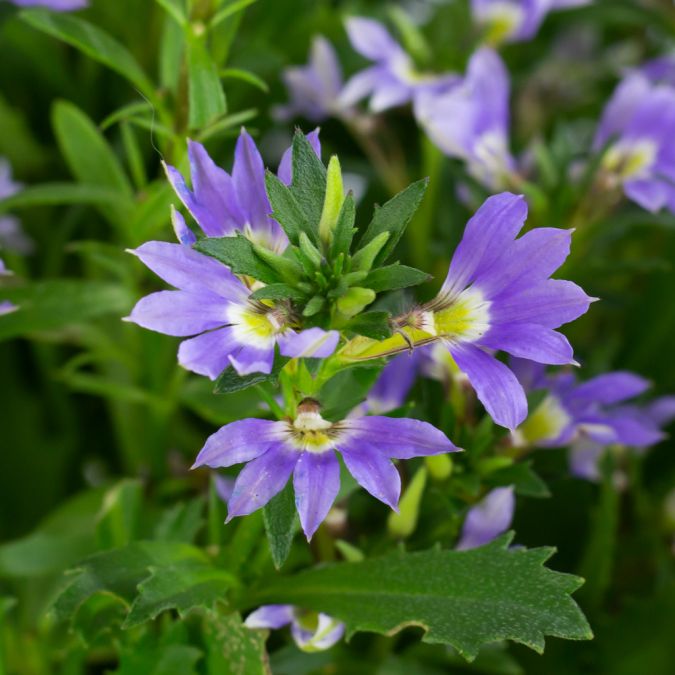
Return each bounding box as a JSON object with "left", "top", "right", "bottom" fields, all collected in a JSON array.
[
  {"left": 0, "top": 280, "right": 132, "bottom": 342},
  {"left": 72, "top": 592, "right": 128, "bottom": 646},
  {"left": 124, "top": 562, "right": 235, "bottom": 628},
  {"left": 330, "top": 192, "right": 357, "bottom": 258},
  {"left": 318, "top": 155, "right": 345, "bottom": 244},
  {"left": 220, "top": 67, "right": 269, "bottom": 92},
  {"left": 155, "top": 0, "right": 187, "bottom": 27},
  {"left": 344, "top": 311, "right": 393, "bottom": 340},
  {"left": 359, "top": 179, "right": 428, "bottom": 265},
  {"left": 290, "top": 131, "right": 326, "bottom": 235},
  {"left": 489, "top": 462, "right": 551, "bottom": 499},
  {"left": 265, "top": 171, "right": 310, "bottom": 245},
  {"left": 194, "top": 235, "right": 281, "bottom": 284},
  {"left": 204, "top": 610, "right": 269, "bottom": 675},
  {"left": 262, "top": 482, "right": 298, "bottom": 570},
  {"left": 336, "top": 287, "right": 376, "bottom": 318},
  {"left": 320, "top": 363, "right": 383, "bottom": 420},
  {"left": 252, "top": 535, "right": 592, "bottom": 660},
  {"left": 251, "top": 242, "right": 303, "bottom": 284},
  {"left": 351, "top": 232, "right": 391, "bottom": 273},
  {"left": 0, "top": 183, "right": 122, "bottom": 214},
  {"left": 20, "top": 10, "right": 157, "bottom": 102},
  {"left": 96, "top": 479, "right": 143, "bottom": 549},
  {"left": 187, "top": 31, "right": 227, "bottom": 129},
  {"left": 154, "top": 497, "right": 206, "bottom": 543},
  {"left": 214, "top": 356, "right": 289, "bottom": 395},
  {"left": 364, "top": 264, "right": 432, "bottom": 293},
  {"left": 117, "top": 642, "right": 202, "bottom": 675},
  {"left": 249, "top": 284, "right": 306, "bottom": 302}
]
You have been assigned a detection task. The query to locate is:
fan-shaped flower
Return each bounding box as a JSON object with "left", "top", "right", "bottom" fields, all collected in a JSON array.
[
  {"left": 193, "top": 398, "right": 459, "bottom": 539},
  {"left": 245, "top": 605, "right": 344, "bottom": 652},
  {"left": 456, "top": 486, "right": 515, "bottom": 550}
]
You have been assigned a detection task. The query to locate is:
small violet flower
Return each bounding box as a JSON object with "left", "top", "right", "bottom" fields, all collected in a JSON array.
[
  {"left": 0, "top": 158, "right": 33, "bottom": 255},
  {"left": 456, "top": 486, "right": 515, "bottom": 551},
  {"left": 392, "top": 193, "right": 592, "bottom": 430},
  {"left": 192, "top": 398, "right": 459, "bottom": 539},
  {"left": 595, "top": 58, "right": 675, "bottom": 213},
  {"left": 8, "top": 0, "right": 88, "bottom": 9},
  {"left": 275, "top": 36, "right": 353, "bottom": 122},
  {"left": 472, "top": 0, "right": 591, "bottom": 45},
  {"left": 245, "top": 604, "right": 344, "bottom": 652},
  {"left": 414, "top": 48, "right": 515, "bottom": 190},
  {"left": 0, "top": 258, "right": 18, "bottom": 316},
  {"left": 339, "top": 16, "right": 458, "bottom": 113},
  {"left": 127, "top": 130, "right": 339, "bottom": 378}
]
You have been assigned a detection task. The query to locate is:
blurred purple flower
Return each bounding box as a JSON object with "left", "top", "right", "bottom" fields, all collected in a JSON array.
[
  {"left": 245, "top": 604, "right": 344, "bottom": 652},
  {"left": 9, "top": 0, "right": 88, "bottom": 9},
  {"left": 0, "top": 158, "right": 33, "bottom": 255},
  {"left": 0, "top": 258, "right": 17, "bottom": 315},
  {"left": 472, "top": 0, "right": 591, "bottom": 44},
  {"left": 595, "top": 63, "right": 675, "bottom": 213},
  {"left": 193, "top": 398, "right": 459, "bottom": 539},
  {"left": 275, "top": 36, "right": 353, "bottom": 122},
  {"left": 401, "top": 193, "right": 592, "bottom": 429},
  {"left": 164, "top": 128, "right": 320, "bottom": 253},
  {"left": 339, "top": 16, "right": 458, "bottom": 113},
  {"left": 414, "top": 48, "right": 515, "bottom": 190},
  {"left": 126, "top": 229, "right": 339, "bottom": 379},
  {"left": 456, "top": 486, "right": 515, "bottom": 550},
  {"left": 364, "top": 351, "right": 421, "bottom": 414}
]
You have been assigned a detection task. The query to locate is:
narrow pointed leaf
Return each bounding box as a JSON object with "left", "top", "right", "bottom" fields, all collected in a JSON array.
[
  {"left": 262, "top": 482, "right": 298, "bottom": 570},
  {"left": 290, "top": 131, "right": 326, "bottom": 235},
  {"left": 364, "top": 265, "right": 432, "bottom": 293}
]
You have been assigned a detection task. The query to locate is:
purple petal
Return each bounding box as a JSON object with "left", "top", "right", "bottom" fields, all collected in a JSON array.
[
  {"left": 509, "top": 357, "right": 548, "bottom": 391},
  {"left": 277, "top": 129, "right": 322, "bottom": 186},
  {"left": 442, "top": 193, "right": 527, "bottom": 296},
  {"left": 481, "top": 323, "right": 575, "bottom": 365},
  {"left": 366, "top": 353, "right": 420, "bottom": 414},
  {"left": 293, "top": 451, "right": 340, "bottom": 540},
  {"left": 178, "top": 326, "right": 241, "bottom": 379},
  {"left": 245, "top": 605, "right": 294, "bottom": 630},
  {"left": 572, "top": 372, "right": 650, "bottom": 405},
  {"left": 228, "top": 343, "right": 275, "bottom": 375},
  {"left": 227, "top": 446, "right": 299, "bottom": 518},
  {"left": 214, "top": 475, "right": 235, "bottom": 504},
  {"left": 450, "top": 343, "right": 527, "bottom": 429},
  {"left": 232, "top": 129, "right": 272, "bottom": 229},
  {"left": 193, "top": 419, "right": 287, "bottom": 468},
  {"left": 338, "top": 67, "right": 382, "bottom": 107},
  {"left": 277, "top": 328, "right": 339, "bottom": 359},
  {"left": 624, "top": 178, "right": 670, "bottom": 213},
  {"left": 345, "top": 17, "right": 404, "bottom": 62},
  {"left": 0, "top": 301, "right": 18, "bottom": 315},
  {"left": 171, "top": 207, "right": 196, "bottom": 246},
  {"left": 646, "top": 396, "right": 675, "bottom": 426},
  {"left": 604, "top": 414, "right": 664, "bottom": 448},
  {"left": 569, "top": 440, "right": 605, "bottom": 481},
  {"left": 339, "top": 443, "right": 401, "bottom": 510},
  {"left": 342, "top": 415, "right": 458, "bottom": 458},
  {"left": 126, "top": 290, "right": 229, "bottom": 337},
  {"left": 291, "top": 614, "right": 345, "bottom": 650},
  {"left": 456, "top": 486, "right": 515, "bottom": 551},
  {"left": 11, "top": 0, "right": 88, "bottom": 9},
  {"left": 128, "top": 241, "right": 248, "bottom": 302}
]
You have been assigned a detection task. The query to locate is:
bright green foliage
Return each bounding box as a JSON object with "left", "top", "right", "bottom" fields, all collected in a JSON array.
[{"left": 262, "top": 482, "right": 298, "bottom": 570}]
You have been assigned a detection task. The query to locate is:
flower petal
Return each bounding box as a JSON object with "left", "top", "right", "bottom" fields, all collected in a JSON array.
[
  {"left": 232, "top": 129, "right": 273, "bottom": 229},
  {"left": 366, "top": 352, "right": 420, "bottom": 414},
  {"left": 339, "top": 443, "right": 401, "bottom": 510},
  {"left": 277, "top": 327, "right": 339, "bottom": 359},
  {"left": 178, "top": 326, "right": 240, "bottom": 379},
  {"left": 572, "top": 372, "right": 650, "bottom": 405},
  {"left": 481, "top": 323, "right": 575, "bottom": 365},
  {"left": 228, "top": 343, "right": 275, "bottom": 375},
  {"left": 277, "top": 130, "right": 321, "bottom": 186},
  {"left": 450, "top": 343, "right": 527, "bottom": 429},
  {"left": 293, "top": 451, "right": 340, "bottom": 540},
  {"left": 192, "top": 419, "right": 286, "bottom": 468},
  {"left": 345, "top": 17, "right": 404, "bottom": 62},
  {"left": 456, "top": 486, "right": 515, "bottom": 551},
  {"left": 244, "top": 605, "right": 294, "bottom": 630},
  {"left": 338, "top": 67, "right": 382, "bottom": 107},
  {"left": 227, "top": 446, "right": 299, "bottom": 518}
]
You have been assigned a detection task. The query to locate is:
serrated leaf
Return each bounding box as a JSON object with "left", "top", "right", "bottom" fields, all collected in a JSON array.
[
  {"left": 252, "top": 534, "right": 592, "bottom": 660},
  {"left": 194, "top": 235, "right": 281, "bottom": 284},
  {"left": 214, "top": 356, "right": 289, "bottom": 394},
  {"left": 0, "top": 280, "right": 132, "bottom": 342},
  {"left": 265, "top": 171, "right": 311, "bottom": 245},
  {"left": 359, "top": 179, "right": 428, "bottom": 265},
  {"left": 290, "top": 131, "right": 326, "bottom": 234},
  {"left": 263, "top": 482, "right": 298, "bottom": 570},
  {"left": 364, "top": 265, "right": 432, "bottom": 293},
  {"left": 249, "top": 283, "right": 306, "bottom": 303},
  {"left": 20, "top": 9, "right": 157, "bottom": 101},
  {"left": 345, "top": 311, "right": 393, "bottom": 340},
  {"left": 330, "top": 192, "right": 356, "bottom": 258},
  {"left": 124, "top": 563, "right": 235, "bottom": 628},
  {"left": 187, "top": 31, "right": 227, "bottom": 129}
]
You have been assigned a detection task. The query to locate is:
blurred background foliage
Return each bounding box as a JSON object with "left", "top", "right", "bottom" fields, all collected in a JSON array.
[{"left": 1, "top": 0, "right": 675, "bottom": 673}]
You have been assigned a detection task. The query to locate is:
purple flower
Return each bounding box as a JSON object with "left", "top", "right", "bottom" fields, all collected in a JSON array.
[
  {"left": 193, "top": 398, "right": 459, "bottom": 539},
  {"left": 472, "top": 0, "right": 591, "bottom": 44},
  {"left": 456, "top": 486, "right": 515, "bottom": 550},
  {"left": 595, "top": 64, "right": 675, "bottom": 213},
  {"left": 126, "top": 227, "right": 339, "bottom": 378},
  {"left": 363, "top": 351, "right": 421, "bottom": 414},
  {"left": 8, "top": 0, "right": 88, "bottom": 9},
  {"left": 164, "top": 128, "right": 320, "bottom": 253},
  {"left": 339, "top": 17, "right": 458, "bottom": 113},
  {"left": 0, "top": 258, "right": 17, "bottom": 315},
  {"left": 414, "top": 48, "right": 515, "bottom": 190},
  {"left": 275, "top": 36, "right": 353, "bottom": 122},
  {"left": 392, "top": 193, "right": 592, "bottom": 430},
  {"left": 0, "top": 158, "right": 33, "bottom": 255},
  {"left": 245, "top": 604, "right": 344, "bottom": 652}
]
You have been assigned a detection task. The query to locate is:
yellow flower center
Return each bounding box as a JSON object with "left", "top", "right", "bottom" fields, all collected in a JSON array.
[
  {"left": 227, "top": 302, "right": 284, "bottom": 349},
  {"left": 603, "top": 140, "right": 657, "bottom": 180},
  {"left": 513, "top": 395, "right": 571, "bottom": 446},
  {"left": 288, "top": 408, "right": 336, "bottom": 454}
]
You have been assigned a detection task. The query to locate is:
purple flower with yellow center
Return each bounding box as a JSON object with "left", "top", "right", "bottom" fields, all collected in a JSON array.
[
  {"left": 345, "top": 193, "right": 592, "bottom": 430},
  {"left": 275, "top": 36, "right": 353, "bottom": 123},
  {"left": 192, "top": 398, "right": 459, "bottom": 539},
  {"left": 339, "top": 16, "right": 458, "bottom": 113},
  {"left": 7, "top": 0, "right": 87, "bottom": 9},
  {"left": 456, "top": 486, "right": 515, "bottom": 551},
  {"left": 414, "top": 48, "right": 515, "bottom": 190},
  {"left": 595, "top": 63, "right": 675, "bottom": 213},
  {"left": 472, "top": 0, "right": 591, "bottom": 44},
  {"left": 164, "top": 128, "right": 319, "bottom": 254},
  {"left": 126, "top": 219, "right": 339, "bottom": 378},
  {"left": 245, "top": 604, "right": 344, "bottom": 652}
]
